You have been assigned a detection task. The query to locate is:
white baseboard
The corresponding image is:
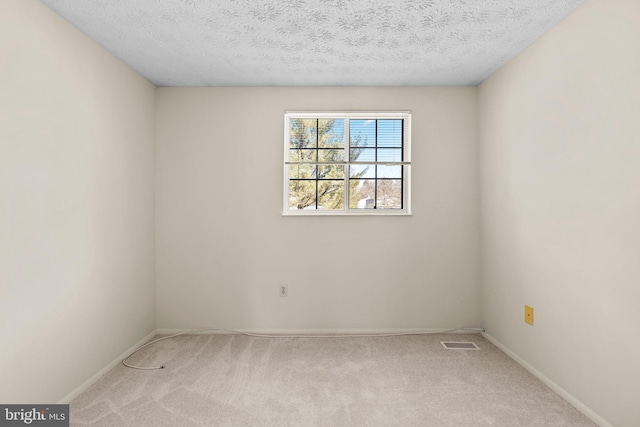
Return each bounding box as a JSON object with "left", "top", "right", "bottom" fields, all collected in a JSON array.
[
  {"left": 155, "top": 327, "right": 484, "bottom": 336},
  {"left": 481, "top": 332, "right": 612, "bottom": 427},
  {"left": 57, "top": 330, "right": 156, "bottom": 404}
]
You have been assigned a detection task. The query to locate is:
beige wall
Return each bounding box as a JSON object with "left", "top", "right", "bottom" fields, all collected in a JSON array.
[
  {"left": 0, "top": 0, "right": 156, "bottom": 403},
  {"left": 155, "top": 87, "right": 480, "bottom": 331},
  {"left": 479, "top": 0, "right": 640, "bottom": 425}
]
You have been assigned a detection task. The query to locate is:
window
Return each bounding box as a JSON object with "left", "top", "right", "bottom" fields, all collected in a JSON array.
[{"left": 284, "top": 111, "right": 411, "bottom": 215}]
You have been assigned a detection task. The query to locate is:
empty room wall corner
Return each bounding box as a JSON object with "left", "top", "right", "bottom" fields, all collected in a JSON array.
[
  {"left": 477, "top": 0, "right": 640, "bottom": 425},
  {"left": 1, "top": 0, "right": 156, "bottom": 403}
]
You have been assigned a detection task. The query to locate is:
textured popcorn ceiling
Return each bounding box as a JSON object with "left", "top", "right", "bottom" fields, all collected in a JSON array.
[{"left": 39, "top": 0, "right": 585, "bottom": 87}]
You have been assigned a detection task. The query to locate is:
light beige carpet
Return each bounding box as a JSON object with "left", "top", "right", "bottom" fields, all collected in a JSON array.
[{"left": 71, "top": 333, "right": 595, "bottom": 426}]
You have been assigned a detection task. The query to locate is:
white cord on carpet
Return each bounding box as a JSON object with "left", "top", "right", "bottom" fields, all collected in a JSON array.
[{"left": 122, "top": 327, "right": 485, "bottom": 370}]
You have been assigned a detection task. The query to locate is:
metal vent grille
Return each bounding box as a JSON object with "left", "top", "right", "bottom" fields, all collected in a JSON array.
[{"left": 440, "top": 341, "right": 480, "bottom": 350}]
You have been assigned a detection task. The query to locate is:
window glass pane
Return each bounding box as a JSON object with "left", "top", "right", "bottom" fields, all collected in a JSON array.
[
  {"left": 350, "top": 148, "right": 376, "bottom": 162},
  {"left": 376, "top": 179, "right": 402, "bottom": 209},
  {"left": 318, "top": 119, "right": 344, "bottom": 149},
  {"left": 318, "top": 180, "right": 344, "bottom": 210},
  {"left": 349, "top": 164, "right": 374, "bottom": 179},
  {"left": 285, "top": 112, "right": 409, "bottom": 215},
  {"left": 318, "top": 165, "right": 344, "bottom": 179},
  {"left": 289, "top": 180, "right": 316, "bottom": 210},
  {"left": 318, "top": 148, "right": 344, "bottom": 162},
  {"left": 377, "top": 165, "right": 402, "bottom": 179},
  {"left": 377, "top": 120, "right": 403, "bottom": 147},
  {"left": 350, "top": 120, "right": 376, "bottom": 148},
  {"left": 349, "top": 179, "right": 376, "bottom": 209},
  {"left": 376, "top": 148, "right": 402, "bottom": 162},
  {"left": 289, "top": 164, "right": 316, "bottom": 179},
  {"left": 290, "top": 119, "right": 317, "bottom": 149},
  {"left": 290, "top": 149, "right": 316, "bottom": 163}
]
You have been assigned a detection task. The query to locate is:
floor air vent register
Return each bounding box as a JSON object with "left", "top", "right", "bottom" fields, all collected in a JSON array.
[{"left": 440, "top": 341, "right": 480, "bottom": 350}]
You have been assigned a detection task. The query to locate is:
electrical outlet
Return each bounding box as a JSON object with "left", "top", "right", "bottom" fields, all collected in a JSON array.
[
  {"left": 525, "top": 305, "right": 534, "bottom": 325},
  {"left": 279, "top": 285, "right": 288, "bottom": 297}
]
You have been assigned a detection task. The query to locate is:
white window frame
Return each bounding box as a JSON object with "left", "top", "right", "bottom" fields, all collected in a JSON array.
[{"left": 283, "top": 111, "right": 411, "bottom": 216}]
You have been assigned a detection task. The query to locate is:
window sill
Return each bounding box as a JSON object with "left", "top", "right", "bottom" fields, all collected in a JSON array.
[{"left": 282, "top": 210, "right": 412, "bottom": 217}]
